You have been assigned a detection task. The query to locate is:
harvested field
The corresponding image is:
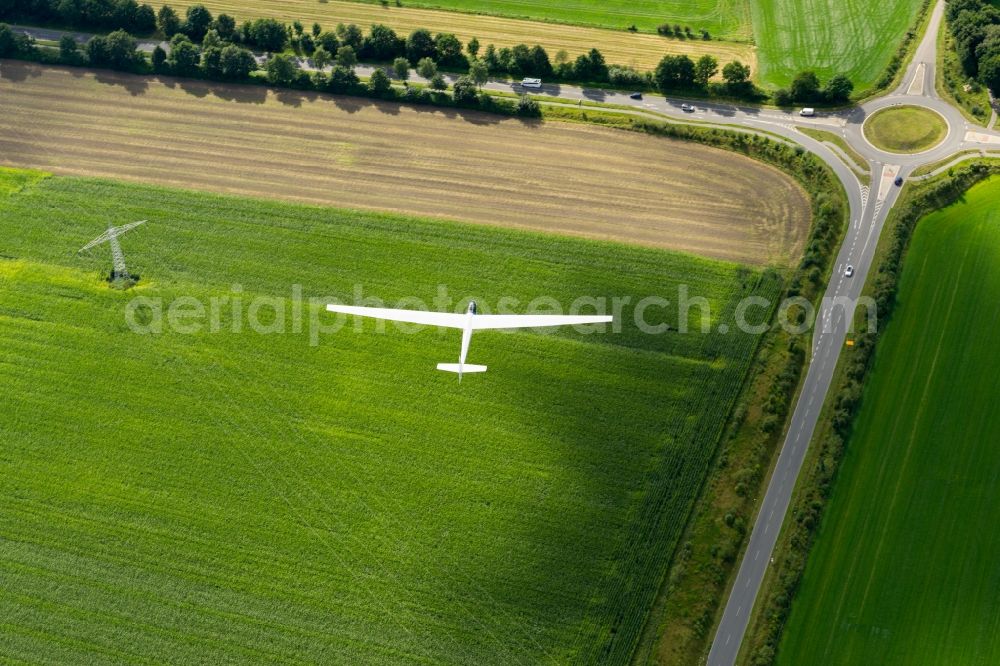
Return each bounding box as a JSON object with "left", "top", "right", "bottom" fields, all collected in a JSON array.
[
  {"left": 0, "top": 62, "right": 808, "bottom": 265},
  {"left": 147, "top": 0, "right": 756, "bottom": 73}
]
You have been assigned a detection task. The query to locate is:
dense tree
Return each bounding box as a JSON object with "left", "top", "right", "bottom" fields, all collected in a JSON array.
[
  {"left": 416, "top": 56, "right": 437, "bottom": 79},
  {"left": 469, "top": 58, "right": 488, "bottom": 86},
  {"left": 104, "top": 29, "right": 139, "bottom": 68},
  {"left": 392, "top": 56, "right": 410, "bottom": 81},
  {"left": 789, "top": 70, "right": 821, "bottom": 102},
  {"left": 452, "top": 75, "right": 477, "bottom": 104},
  {"left": 981, "top": 52, "right": 1000, "bottom": 95},
  {"left": 130, "top": 3, "right": 156, "bottom": 33},
  {"left": 299, "top": 33, "right": 314, "bottom": 54},
  {"left": 694, "top": 54, "right": 718, "bottom": 87},
  {"left": 467, "top": 36, "right": 479, "bottom": 59},
  {"left": 951, "top": 6, "right": 1000, "bottom": 75},
  {"left": 434, "top": 32, "right": 463, "bottom": 66},
  {"left": 218, "top": 43, "right": 256, "bottom": 79},
  {"left": 654, "top": 54, "right": 696, "bottom": 89},
  {"left": 200, "top": 44, "right": 223, "bottom": 77},
  {"left": 482, "top": 43, "right": 498, "bottom": 71},
  {"left": 517, "top": 93, "right": 540, "bottom": 116},
  {"left": 317, "top": 31, "right": 339, "bottom": 53},
  {"left": 156, "top": 4, "right": 181, "bottom": 37},
  {"left": 213, "top": 13, "right": 235, "bottom": 40},
  {"left": 47, "top": 0, "right": 154, "bottom": 32},
  {"left": 608, "top": 65, "right": 645, "bottom": 87},
  {"left": 405, "top": 28, "right": 435, "bottom": 63},
  {"left": 242, "top": 18, "right": 286, "bottom": 52},
  {"left": 59, "top": 34, "right": 79, "bottom": 61},
  {"left": 429, "top": 72, "right": 447, "bottom": 90},
  {"left": 312, "top": 46, "right": 331, "bottom": 69},
  {"left": 265, "top": 53, "right": 299, "bottom": 86},
  {"left": 823, "top": 73, "right": 854, "bottom": 103},
  {"left": 336, "top": 23, "right": 363, "bottom": 51},
  {"left": 85, "top": 34, "right": 109, "bottom": 64},
  {"left": 167, "top": 33, "right": 200, "bottom": 75},
  {"left": 367, "top": 67, "right": 392, "bottom": 94},
  {"left": 572, "top": 48, "right": 607, "bottom": 81},
  {"left": 335, "top": 45, "right": 357, "bottom": 68},
  {"left": 527, "top": 44, "right": 552, "bottom": 77},
  {"left": 721, "top": 59, "right": 752, "bottom": 92},
  {"left": 183, "top": 4, "right": 212, "bottom": 41},
  {"left": 361, "top": 23, "right": 403, "bottom": 61},
  {"left": 326, "top": 64, "right": 359, "bottom": 93},
  {"left": 202, "top": 28, "right": 221, "bottom": 49},
  {"left": 150, "top": 43, "right": 167, "bottom": 71},
  {"left": 312, "top": 22, "right": 321, "bottom": 37},
  {"left": 773, "top": 87, "right": 793, "bottom": 106},
  {"left": 509, "top": 44, "right": 531, "bottom": 75},
  {"left": 0, "top": 23, "right": 32, "bottom": 57}
]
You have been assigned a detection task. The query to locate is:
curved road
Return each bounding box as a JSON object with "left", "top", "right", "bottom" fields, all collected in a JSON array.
[{"left": 13, "top": 7, "right": 1000, "bottom": 662}]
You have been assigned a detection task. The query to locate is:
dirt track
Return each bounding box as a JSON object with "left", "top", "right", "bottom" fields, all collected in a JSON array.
[{"left": 0, "top": 62, "right": 808, "bottom": 265}]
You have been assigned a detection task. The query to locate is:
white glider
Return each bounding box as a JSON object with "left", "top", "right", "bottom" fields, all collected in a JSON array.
[{"left": 326, "top": 300, "right": 612, "bottom": 379}]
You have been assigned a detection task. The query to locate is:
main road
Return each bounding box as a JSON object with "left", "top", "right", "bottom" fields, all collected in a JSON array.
[
  {"left": 13, "top": 8, "right": 1000, "bottom": 662},
  {"left": 708, "top": 1, "right": 1000, "bottom": 664}
]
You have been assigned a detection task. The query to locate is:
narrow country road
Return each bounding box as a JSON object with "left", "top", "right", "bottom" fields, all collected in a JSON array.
[{"left": 706, "top": 1, "right": 998, "bottom": 663}]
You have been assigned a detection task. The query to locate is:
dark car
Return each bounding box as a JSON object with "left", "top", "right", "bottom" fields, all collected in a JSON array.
[
  {"left": 894, "top": 176, "right": 903, "bottom": 186},
  {"left": 630, "top": 92, "right": 643, "bottom": 100}
]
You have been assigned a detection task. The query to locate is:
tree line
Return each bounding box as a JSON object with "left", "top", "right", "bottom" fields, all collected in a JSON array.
[
  {"left": 947, "top": 0, "right": 1000, "bottom": 96},
  {"left": 0, "top": 0, "right": 864, "bottom": 106}
]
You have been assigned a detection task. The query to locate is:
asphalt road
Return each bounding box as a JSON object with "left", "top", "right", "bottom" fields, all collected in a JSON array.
[
  {"left": 13, "top": 8, "right": 1000, "bottom": 662},
  {"left": 706, "top": 1, "right": 996, "bottom": 663}
]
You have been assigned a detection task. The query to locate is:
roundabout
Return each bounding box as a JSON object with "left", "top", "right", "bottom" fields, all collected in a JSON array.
[{"left": 862, "top": 105, "right": 949, "bottom": 154}]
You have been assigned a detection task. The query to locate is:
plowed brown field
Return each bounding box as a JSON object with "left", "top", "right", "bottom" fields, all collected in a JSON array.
[
  {"left": 0, "top": 62, "right": 807, "bottom": 264},
  {"left": 148, "top": 0, "right": 756, "bottom": 74}
]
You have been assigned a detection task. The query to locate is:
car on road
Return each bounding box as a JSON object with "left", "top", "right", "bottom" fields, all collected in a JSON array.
[
  {"left": 520, "top": 77, "right": 542, "bottom": 88},
  {"left": 681, "top": 103, "right": 695, "bottom": 112},
  {"left": 895, "top": 176, "right": 904, "bottom": 186},
  {"left": 630, "top": 92, "right": 642, "bottom": 100},
  {"left": 799, "top": 107, "right": 816, "bottom": 117},
  {"left": 844, "top": 265, "right": 855, "bottom": 277}
]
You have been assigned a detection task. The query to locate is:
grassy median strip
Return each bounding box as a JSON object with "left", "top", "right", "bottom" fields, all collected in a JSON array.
[{"left": 796, "top": 127, "right": 870, "bottom": 184}]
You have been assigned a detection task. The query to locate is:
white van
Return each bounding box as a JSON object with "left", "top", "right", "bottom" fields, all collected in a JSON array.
[
  {"left": 520, "top": 78, "right": 542, "bottom": 88},
  {"left": 799, "top": 107, "right": 816, "bottom": 117}
]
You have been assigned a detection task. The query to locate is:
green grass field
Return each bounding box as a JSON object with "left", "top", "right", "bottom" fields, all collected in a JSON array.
[
  {"left": 752, "top": 0, "right": 924, "bottom": 89},
  {"left": 777, "top": 176, "right": 1000, "bottom": 664},
  {"left": 863, "top": 106, "right": 948, "bottom": 153},
  {"left": 0, "top": 169, "right": 782, "bottom": 663},
  {"left": 358, "top": 0, "right": 752, "bottom": 38}
]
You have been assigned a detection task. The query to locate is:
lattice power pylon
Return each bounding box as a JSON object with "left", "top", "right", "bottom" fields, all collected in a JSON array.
[{"left": 78, "top": 220, "right": 147, "bottom": 282}]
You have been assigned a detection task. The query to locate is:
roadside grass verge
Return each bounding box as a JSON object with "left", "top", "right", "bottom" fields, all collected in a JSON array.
[
  {"left": 936, "top": 21, "right": 992, "bottom": 126},
  {"left": 740, "top": 159, "right": 1000, "bottom": 666},
  {"left": 796, "top": 127, "right": 870, "bottom": 185},
  {"left": 777, "top": 174, "right": 1000, "bottom": 664}
]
